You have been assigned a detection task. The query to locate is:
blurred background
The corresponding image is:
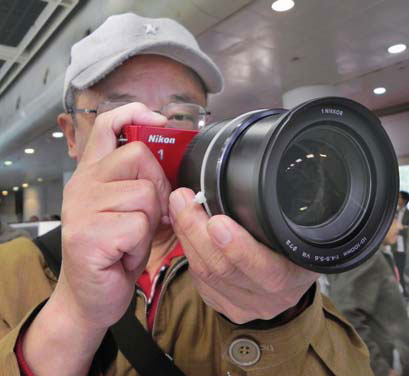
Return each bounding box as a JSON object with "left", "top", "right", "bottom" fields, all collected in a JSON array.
[{"left": 0, "top": 0, "right": 408, "bottom": 227}]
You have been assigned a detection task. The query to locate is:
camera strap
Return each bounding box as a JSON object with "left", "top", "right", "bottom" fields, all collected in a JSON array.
[{"left": 33, "top": 226, "right": 185, "bottom": 376}]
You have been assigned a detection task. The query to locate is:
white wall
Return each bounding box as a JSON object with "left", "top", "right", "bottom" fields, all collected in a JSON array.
[
  {"left": 22, "top": 178, "right": 63, "bottom": 221},
  {"left": 23, "top": 185, "right": 45, "bottom": 221},
  {"left": 44, "top": 178, "right": 63, "bottom": 217},
  {"left": 0, "top": 193, "right": 18, "bottom": 223}
]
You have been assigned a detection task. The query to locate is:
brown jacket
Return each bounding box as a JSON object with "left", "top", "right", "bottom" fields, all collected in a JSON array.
[{"left": 0, "top": 237, "right": 373, "bottom": 375}]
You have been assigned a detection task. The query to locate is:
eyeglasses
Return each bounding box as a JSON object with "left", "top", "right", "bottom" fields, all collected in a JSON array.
[{"left": 67, "top": 101, "right": 211, "bottom": 130}]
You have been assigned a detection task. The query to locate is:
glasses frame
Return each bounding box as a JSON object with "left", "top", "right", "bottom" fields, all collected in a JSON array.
[{"left": 67, "top": 101, "right": 211, "bottom": 129}]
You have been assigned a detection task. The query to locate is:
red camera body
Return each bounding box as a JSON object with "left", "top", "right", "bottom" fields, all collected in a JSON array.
[{"left": 122, "top": 125, "right": 199, "bottom": 188}]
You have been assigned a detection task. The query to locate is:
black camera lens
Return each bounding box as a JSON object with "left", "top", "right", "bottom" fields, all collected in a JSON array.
[
  {"left": 179, "top": 97, "right": 398, "bottom": 273},
  {"left": 277, "top": 124, "right": 371, "bottom": 245},
  {"left": 278, "top": 134, "right": 350, "bottom": 228}
]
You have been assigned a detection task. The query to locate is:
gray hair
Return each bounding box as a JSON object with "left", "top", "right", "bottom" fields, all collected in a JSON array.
[{"left": 65, "top": 86, "right": 79, "bottom": 112}]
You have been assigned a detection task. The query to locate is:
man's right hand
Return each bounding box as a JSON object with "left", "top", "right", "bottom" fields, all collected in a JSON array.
[
  {"left": 56, "top": 103, "right": 171, "bottom": 329},
  {"left": 23, "top": 103, "right": 171, "bottom": 375}
]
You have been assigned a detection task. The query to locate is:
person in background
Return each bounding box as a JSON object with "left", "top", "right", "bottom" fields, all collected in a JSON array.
[
  {"left": 393, "top": 190, "right": 409, "bottom": 298},
  {"left": 328, "top": 216, "right": 409, "bottom": 376}
]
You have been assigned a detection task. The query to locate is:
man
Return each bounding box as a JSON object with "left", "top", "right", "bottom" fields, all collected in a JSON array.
[
  {"left": 393, "top": 190, "right": 409, "bottom": 297},
  {"left": 0, "top": 13, "right": 372, "bottom": 375},
  {"left": 328, "top": 217, "right": 409, "bottom": 376}
]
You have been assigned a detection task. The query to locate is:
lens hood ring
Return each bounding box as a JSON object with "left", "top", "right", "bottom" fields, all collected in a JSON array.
[{"left": 199, "top": 110, "right": 261, "bottom": 216}]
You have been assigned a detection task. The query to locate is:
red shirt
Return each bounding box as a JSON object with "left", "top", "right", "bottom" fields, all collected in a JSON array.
[{"left": 137, "top": 243, "right": 184, "bottom": 331}]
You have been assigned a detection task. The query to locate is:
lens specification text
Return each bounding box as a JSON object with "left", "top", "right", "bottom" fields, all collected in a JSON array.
[
  {"left": 321, "top": 108, "right": 343, "bottom": 116},
  {"left": 286, "top": 240, "right": 298, "bottom": 252},
  {"left": 343, "top": 236, "right": 368, "bottom": 257},
  {"left": 286, "top": 236, "right": 368, "bottom": 263}
]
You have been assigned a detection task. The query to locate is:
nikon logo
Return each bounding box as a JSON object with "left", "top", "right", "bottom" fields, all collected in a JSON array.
[{"left": 148, "top": 135, "right": 176, "bottom": 144}]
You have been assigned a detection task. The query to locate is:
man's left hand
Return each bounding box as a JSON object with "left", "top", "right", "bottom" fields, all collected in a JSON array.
[{"left": 169, "top": 188, "right": 319, "bottom": 324}]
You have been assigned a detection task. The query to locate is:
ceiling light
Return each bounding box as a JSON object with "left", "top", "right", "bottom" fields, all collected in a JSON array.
[
  {"left": 2, "top": 190, "right": 8, "bottom": 196},
  {"left": 22, "top": 183, "right": 29, "bottom": 188},
  {"left": 37, "top": 177, "right": 43, "bottom": 182},
  {"left": 3, "top": 160, "right": 12, "bottom": 166},
  {"left": 12, "top": 186, "right": 19, "bottom": 191},
  {"left": 388, "top": 44, "right": 407, "bottom": 54},
  {"left": 52, "top": 131, "right": 64, "bottom": 138},
  {"left": 271, "top": 0, "right": 295, "bottom": 12},
  {"left": 24, "top": 148, "right": 35, "bottom": 154},
  {"left": 373, "top": 87, "right": 386, "bottom": 95}
]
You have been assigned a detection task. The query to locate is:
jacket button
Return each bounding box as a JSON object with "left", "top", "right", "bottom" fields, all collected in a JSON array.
[{"left": 228, "top": 338, "right": 261, "bottom": 367}]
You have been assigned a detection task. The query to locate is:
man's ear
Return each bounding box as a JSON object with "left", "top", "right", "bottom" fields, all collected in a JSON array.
[{"left": 58, "top": 113, "right": 78, "bottom": 160}]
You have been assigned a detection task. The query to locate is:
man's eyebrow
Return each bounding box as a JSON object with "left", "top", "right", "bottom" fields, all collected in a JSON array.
[
  {"left": 105, "top": 93, "right": 137, "bottom": 101},
  {"left": 170, "top": 94, "right": 197, "bottom": 103},
  {"left": 104, "top": 93, "right": 197, "bottom": 103}
]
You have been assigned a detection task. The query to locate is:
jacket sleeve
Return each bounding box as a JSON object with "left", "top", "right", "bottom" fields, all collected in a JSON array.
[
  {"left": 0, "top": 236, "right": 117, "bottom": 376},
  {"left": 0, "top": 308, "right": 37, "bottom": 375},
  {"left": 0, "top": 237, "right": 56, "bottom": 376}
]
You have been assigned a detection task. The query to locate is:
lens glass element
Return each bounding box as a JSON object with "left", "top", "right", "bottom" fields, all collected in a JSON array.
[
  {"left": 278, "top": 136, "right": 348, "bottom": 226},
  {"left": 277, "top": 123, "right": 370, "bottom": 246}
]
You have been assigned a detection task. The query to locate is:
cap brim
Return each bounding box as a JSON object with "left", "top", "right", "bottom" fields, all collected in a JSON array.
[{"left": 71, "top": 41, "right": 223, "bottom": 94}]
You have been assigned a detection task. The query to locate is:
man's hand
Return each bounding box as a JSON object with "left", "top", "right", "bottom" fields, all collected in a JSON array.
[
  {"left": 57, "top": 103, "right": 171, "bottom": 329},
  {"left": 169, "top": 188, "right": 319, "bottom": 324},
  {"left": 388, "top": 370, "right": 399, "bottom": 376}
]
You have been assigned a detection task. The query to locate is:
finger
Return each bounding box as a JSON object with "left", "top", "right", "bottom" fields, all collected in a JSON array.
[
  {"left": 63, "top": 212, "right": 152, "bottom": 271},
  {"left": 170, "top": 188, "right": 318, "bottom": 293},
  {"left": 169, "top": 188, "right": 265, "bottom": 285},
  {"left": 79, "top": 102, "right": 167, "bottom": 167},
  {"left": 95, "top": 142, "right": 171, "bottom": 218},
  {"left": 87, "top": 179, "right": 162, "bottom": 231},
  {"left": 91, "top": 179, "right": 161, "bottom": 211},
  {"left": 169, "top": 188, "right": 240, "bottom": 280},
  {"left": 207, "top": 215, "right": 319, "bottom": 291}
]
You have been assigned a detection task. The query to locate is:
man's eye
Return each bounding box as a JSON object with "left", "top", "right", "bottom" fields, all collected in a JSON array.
[{"left": 169, "top": 113, "right": 194, "bottom": 122}]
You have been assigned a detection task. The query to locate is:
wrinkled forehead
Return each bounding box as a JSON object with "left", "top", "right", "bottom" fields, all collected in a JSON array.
[{"left": 83, "top": 55, "right": 207, "bottom": 105}]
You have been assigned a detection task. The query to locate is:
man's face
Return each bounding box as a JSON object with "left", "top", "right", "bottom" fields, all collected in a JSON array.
[
  {"left": 398, "top": 195, "right": 406, "bottom": 208},
  {"left": 384, "top": 218, "right": 403, "bottom": 245},
  {"left": 58, "top": 54, "right": 207, "bottom": 162}
]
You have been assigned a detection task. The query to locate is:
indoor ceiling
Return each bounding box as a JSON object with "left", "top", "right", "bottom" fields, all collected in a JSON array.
[
  {"left": 0, "top": 0, "right": 80, "bottom": 96},
  {"left": 0, "top": 0, "right": 408, "bottom": 191}
]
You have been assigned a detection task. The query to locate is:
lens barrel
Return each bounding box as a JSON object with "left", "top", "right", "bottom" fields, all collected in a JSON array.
[{"left": 179, "top": 97, "right": 399, "bottom": 273}]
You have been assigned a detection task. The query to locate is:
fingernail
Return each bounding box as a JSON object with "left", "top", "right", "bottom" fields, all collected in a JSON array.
[
  {"left": 169, "top": 191, "right": 186, "bottom": 217},
  {"left": 208, "top": 219, "right": 232, "bottom": 247}
]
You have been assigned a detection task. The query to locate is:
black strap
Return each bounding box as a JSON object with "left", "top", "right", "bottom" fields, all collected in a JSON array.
[{"left": 34, "top": 226, "right": 185, "bottom": 376}]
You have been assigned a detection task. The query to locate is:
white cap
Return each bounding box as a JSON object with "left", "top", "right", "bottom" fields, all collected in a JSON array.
[{"left": 63, "top": 13, "right": 224, "bottom": 110}]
